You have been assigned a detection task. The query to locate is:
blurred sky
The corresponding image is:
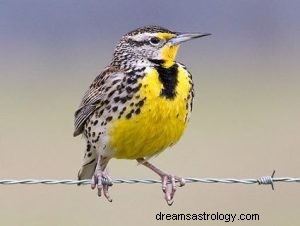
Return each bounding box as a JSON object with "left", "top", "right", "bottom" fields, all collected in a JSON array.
[{"left": 0, "top": 1, "right": 300, "bottom": 226}]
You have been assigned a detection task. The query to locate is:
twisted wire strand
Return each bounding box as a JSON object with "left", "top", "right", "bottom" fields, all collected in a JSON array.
[
  {"left": 1, "top": 178, "right": 299, "bottom": 185},
  {"left": 1, "top": 172, "right": 300, "bottom": 190}
]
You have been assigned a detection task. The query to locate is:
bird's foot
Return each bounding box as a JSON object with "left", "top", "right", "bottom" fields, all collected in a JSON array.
[
  {"left": 136, "top": 158, "right": 185, "bottom": 206},
  {"left": 91, "top": 168, "right": 113, "bottom": 202},
  {"left": 160, "top": 174, "right": 185, "bottom": 206}
]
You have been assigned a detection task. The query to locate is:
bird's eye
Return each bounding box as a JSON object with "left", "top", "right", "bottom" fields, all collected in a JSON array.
[{"left": 149, "top": 37, "right": 161, "bottom": 45}]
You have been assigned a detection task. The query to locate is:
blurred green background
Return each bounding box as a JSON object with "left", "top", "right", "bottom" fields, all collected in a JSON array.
[{"left": 0, "top": 1, "right": 299, "bottom": 225}]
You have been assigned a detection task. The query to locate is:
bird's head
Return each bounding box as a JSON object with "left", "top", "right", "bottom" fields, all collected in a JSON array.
[{"left": 112, "top": 25, "right": 210, "bottom": 69}]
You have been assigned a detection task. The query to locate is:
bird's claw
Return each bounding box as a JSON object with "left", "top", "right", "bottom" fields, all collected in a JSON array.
[
  {"left": 91, "top": 168, "right": 113, "bottom": 202},
  {"left": 161, "top": 174, "right": 185, "bottom": 205}
]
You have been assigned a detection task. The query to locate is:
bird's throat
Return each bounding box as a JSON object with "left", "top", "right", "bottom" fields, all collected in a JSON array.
[{"left": 161, "top": 44, "right": 179, "bottom": 68}]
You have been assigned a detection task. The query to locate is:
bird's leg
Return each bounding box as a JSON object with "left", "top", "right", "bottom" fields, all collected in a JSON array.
[
  {"left": 136, "top": 158, "right": 185, "bottom": 205},
  {"left": 91, "top": 155, "right": 113, "bottom": 202}
]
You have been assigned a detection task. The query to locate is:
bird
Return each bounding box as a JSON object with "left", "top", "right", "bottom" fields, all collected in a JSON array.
[{"left": 74, "top": 25, "right": 210, "bottom": 205}]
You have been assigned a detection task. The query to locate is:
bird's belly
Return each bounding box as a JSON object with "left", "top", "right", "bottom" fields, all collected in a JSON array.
[
  {"left": 107, "top": 68, "right": 192, "bottom": 159},
  {"left": 108, "top": 102, "right": 188, "bottom": 159}
]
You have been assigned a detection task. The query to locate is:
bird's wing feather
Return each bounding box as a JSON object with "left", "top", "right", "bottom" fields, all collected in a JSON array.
[{"left": 73, "top": 66, "right": 124, "bottom": 136}]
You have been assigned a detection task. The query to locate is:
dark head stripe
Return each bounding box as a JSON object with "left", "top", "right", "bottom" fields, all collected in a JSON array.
[{"left": 125, "top": 25, "right": 174, "bottom": 36}]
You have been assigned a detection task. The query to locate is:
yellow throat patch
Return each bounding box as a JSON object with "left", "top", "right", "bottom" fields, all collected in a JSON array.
[{"left": 156, "top": 32, "right": 179, "bottom": 68}]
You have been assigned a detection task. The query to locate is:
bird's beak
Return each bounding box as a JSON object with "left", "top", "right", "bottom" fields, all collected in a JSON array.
[{"left": 168, "top": 32, "right": 211, "bottom": 45}]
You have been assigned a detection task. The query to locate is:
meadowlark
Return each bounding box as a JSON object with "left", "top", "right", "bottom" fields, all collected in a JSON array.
[{"left": 74, "top": 25, "right": 210, "bottom": 205}]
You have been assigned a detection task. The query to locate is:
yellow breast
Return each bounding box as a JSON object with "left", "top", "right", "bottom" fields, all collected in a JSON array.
[{"left": 108, "top": 65, "right": 192, "bottom": 159}]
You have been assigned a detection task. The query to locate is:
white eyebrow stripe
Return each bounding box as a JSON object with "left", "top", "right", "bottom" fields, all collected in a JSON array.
[{"left": 130, "top": 33, "right": 156, "bottom": 41}]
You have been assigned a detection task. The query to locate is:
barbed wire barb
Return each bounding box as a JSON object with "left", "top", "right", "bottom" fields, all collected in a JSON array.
[{"left": 257, "top": 170, "right": 276, "bottom": 190}]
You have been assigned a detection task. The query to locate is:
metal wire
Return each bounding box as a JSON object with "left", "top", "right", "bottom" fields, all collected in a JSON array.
[{"left": 1, "top": 171, "right": 299, "bottom": 190}]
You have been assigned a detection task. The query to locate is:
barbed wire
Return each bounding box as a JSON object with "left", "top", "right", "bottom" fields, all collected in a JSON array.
[{"left": 1, "top": 171, "right": 300, "bottom": 190}]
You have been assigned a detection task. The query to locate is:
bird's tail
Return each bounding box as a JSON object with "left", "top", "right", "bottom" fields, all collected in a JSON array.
[{"left": 77, "top": 144, "right": 98, "bottom": 185}]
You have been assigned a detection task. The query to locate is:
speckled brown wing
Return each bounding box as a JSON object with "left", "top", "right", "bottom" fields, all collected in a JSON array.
[{"left": 73, "top": 66, "right": 124, "bottom": 137}]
